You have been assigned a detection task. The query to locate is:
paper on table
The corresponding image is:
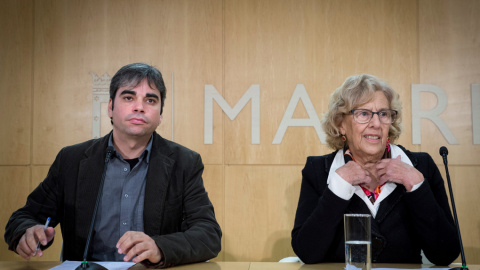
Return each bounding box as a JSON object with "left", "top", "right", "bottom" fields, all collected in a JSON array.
[
  {"left": 374, "top": 268, "right": 450, "bottom": 270},
  {"left": 49, "top": 260, "right": 136, "bottom": 270}
]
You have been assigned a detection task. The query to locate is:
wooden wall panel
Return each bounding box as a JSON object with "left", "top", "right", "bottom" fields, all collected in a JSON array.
[
  {"left": 418, "top": 1, "right": 480, "bottom": 263},
  {"left": 448, "top": 166, "right": 480, "bottom": 263},
  {"left": 0, "top": 167, "right": 31, "bottom": 261},
  {"left": 150, "top": 0, "right": 223, "bottom": 165},
  {"left": 32, "top": 0, "right": 223, "bottom": 165},
  {"left": 418, "top": 0, "right": 480, "bottom": 165},
  {"left": 203, "top": 165, "right": 225, "bottom": 261},
  {"left": 32, "top": 0, "right": 165, "bottom": 164},
  {"left": 1, "top": 0, "right": 480, "bottom": 265},
  {"left": 381, "top": 0, "right": 420, "bottom": 153},
  {"left": 0, "top": 166, "right": 64, "bottom": 262},
  {"left": 224, "top": 166, "right": 302, "bottom": 261},
  {"left": 33, "top": 0, "right": 113, "bottom": 164},
  {"left": 223, "top": 0, "right": 419, "bottom": 165},
  {"left": 0, "top": 0, "right": 33, "bottom": 165}
]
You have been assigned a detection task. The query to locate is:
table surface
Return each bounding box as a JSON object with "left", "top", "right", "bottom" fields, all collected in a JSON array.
[{"left": 0, "top": 261, "right": 474, "bottom": 270}]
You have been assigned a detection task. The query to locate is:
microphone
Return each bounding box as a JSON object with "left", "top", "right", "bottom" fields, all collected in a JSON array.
[
  {"left": 439, "top": 146, "right": 468, "bottom": 270},
  {"left": 440, "top": 146, "right": 449, "bottom": 165},
  {"left": 76, "top": 146, "right": 114, "bottom": 270}
]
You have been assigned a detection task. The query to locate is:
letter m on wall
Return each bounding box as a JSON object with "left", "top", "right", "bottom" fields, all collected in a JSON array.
[{"left": 204, "top": 85, "right": 260, "bottom": 144}]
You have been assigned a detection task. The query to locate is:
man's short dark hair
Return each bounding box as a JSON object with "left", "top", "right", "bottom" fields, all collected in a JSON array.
[{"left": 110, "top": 63, "right": 166, "bottom": 114}]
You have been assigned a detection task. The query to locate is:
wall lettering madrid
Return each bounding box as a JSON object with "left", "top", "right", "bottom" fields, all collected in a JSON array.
[
  {"left": 91, "top": 74, "right": 478, "bottom": 144},
  {"left": 204, "top": 84, "right": 480, "bottom": 145}
]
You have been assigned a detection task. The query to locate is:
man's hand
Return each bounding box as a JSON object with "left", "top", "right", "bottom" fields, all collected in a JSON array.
[
  {"left": 16, "top": 225, "right": 55, "bottom": 259},
  {"left": 117, "top": 231, "right": 163, "bottom": 264}
]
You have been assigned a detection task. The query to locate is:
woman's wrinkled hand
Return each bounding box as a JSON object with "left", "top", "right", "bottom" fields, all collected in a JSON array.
[
  {"left": 336, "top": 161, "right": 373, "bottom": 187},
  {"left": 376, "top": 156, "right": 424, "bottom": 191}
]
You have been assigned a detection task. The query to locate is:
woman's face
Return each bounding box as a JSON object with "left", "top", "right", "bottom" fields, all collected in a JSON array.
[{"left": 339, "top": 91, "right": 391, "bottom": 163}]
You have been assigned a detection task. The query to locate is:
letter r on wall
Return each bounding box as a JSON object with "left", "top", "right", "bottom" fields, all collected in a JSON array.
[
  {"left": 411, "top": 84, "right": 458, "bottom": 145},
  {"left": 473, "top": 84, "right": 480, "bottom": 144}
]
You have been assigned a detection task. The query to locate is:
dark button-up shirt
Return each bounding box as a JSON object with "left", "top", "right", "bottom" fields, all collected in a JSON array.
[{"left": 91, "top": 134, "right": 153, "bottom": 261}]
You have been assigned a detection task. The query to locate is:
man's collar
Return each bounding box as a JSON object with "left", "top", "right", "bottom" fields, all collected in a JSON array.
[{"left": 108, "top": 133, "right": 154, "bottom": 163}]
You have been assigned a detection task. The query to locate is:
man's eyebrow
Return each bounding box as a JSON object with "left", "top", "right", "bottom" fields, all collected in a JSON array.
[
  {"left": 119, "top": 90, "right": 159, "bottom": 100},
  {"left": 120, "top": 90, "right": 136, "bottom": 96},
  {"left": 146, "top": 93, "right": 159, "bottom": 100}
]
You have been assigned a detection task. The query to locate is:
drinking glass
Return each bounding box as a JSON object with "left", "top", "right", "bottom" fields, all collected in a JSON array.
[{"left": 344, "top": 214, "right": 371, "bottom": 270}]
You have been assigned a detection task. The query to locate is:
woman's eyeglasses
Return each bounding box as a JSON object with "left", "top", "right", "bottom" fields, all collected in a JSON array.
[{"left": 348, "top": 109, "right": 397, "bottom": 124}]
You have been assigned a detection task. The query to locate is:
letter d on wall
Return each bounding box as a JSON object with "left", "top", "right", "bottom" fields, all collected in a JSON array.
[{"left": 411, "top": 84, "right": 458, "bottom": 145}]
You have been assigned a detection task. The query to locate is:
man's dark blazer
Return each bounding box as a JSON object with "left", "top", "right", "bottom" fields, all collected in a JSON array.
[
  {"left": 291, "top": 145, "right": 460, "bottom": 265},
  {"left": 5, "top": 131, "right": 221, "bottom": 268}
]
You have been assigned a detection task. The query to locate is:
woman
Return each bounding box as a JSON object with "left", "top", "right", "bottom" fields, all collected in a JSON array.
[{"left": 291, "top": 74, "right": 460, "bottom": 265}]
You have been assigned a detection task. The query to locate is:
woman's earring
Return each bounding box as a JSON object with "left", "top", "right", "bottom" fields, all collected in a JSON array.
[{"left": 341, "top": 135, "right": 346, "bottom": 141}]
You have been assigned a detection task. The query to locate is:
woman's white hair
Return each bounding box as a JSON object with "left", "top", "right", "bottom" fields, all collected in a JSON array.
[{"left": 321, "top": 74, "right": 403, "bottom": 150}]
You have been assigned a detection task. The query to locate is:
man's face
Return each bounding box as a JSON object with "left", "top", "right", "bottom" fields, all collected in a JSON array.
[{"left": 108, "top": 78, "right": 162, "bottom": 140}]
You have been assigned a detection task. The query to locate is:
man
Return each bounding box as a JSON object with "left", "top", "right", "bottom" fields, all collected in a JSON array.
[{"left": 4, "top": 63, "right": 222, "bottom": 268}]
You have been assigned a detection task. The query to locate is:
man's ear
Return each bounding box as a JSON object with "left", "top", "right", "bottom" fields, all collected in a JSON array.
[
  {"left": 108, "top": 98, "right": 113, "bottom": 118},
  {"left": 158, "top": 115, "right": 163, "bottom": 126}
]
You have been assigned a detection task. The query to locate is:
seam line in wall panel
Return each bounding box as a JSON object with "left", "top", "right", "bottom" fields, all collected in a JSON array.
[
  {"left": 172, "top": 72, "right": 174, "bottom": 141},
  {"left": 30, "top": 1, "right": 36, "bottom": 190},
  {"left": 222, "top": 0, "right": 226, "bottom": 261}
]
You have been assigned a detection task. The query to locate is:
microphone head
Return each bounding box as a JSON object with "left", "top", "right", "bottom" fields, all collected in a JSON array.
[
  {"left": 106, "top": 146, "right": 115, "bottom": 154},
  {"left": 105, "top": 146, "right": 115, "bottom": 160},
  {"left": 439, "top": 146, "right": 448, "bottom": 156}
]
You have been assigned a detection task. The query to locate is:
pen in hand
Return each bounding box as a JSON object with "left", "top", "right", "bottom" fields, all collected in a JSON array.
[{"left": 33, "top": 217, "right": 51, "bottom": 256}]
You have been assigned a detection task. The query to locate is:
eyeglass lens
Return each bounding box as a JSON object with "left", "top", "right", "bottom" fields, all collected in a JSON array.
[{"left": 353, "top": 109, "right": 395, "bottom": 124}]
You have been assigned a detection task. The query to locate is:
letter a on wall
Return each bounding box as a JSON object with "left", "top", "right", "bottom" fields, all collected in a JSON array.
[{"left": 272, "top": 84, "right": 325, "bottom": 144}]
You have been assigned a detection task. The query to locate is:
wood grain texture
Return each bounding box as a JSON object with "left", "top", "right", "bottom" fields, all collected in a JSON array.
[
  {"left": 224, "top": 165, "right": 302, "bottom": 261},
  {"left": 0, "top": 167, "right": 31, "bottom": 261},
  {"left": 31, "top": 0, "right": 223, "bottom": 165},
  {"left": 418, "top": 0, "right": 480, "bottom": 165},
  {"left": 0, "top": 0, "right": 33, "bottom": 165},
  {"left": 440, "top": 165, "right": 480, "bottom": 263},
  {"left": 1, "top": 0, "right": 479, "bottom": 264},
  {"left": 203, "top": 165, "right": 225, "bottom": 261},
  {"left": 223, "top": 0, "right": 419, "bottom": 165},
  {"left": 0, "top": 166, "right": 64, "bottom": 261}
]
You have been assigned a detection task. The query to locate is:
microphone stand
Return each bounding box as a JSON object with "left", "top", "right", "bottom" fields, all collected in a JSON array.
[
  {"left": 440, "top": 146, "right": 468, "bottom": 270},
  {"left": 76, "top": 147, "right": 114, "bottom": 270}
]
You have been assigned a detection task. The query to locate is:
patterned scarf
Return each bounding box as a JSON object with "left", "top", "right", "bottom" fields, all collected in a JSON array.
[{"left": 344, "top": 141, "right": 391, "bottom": 204}]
